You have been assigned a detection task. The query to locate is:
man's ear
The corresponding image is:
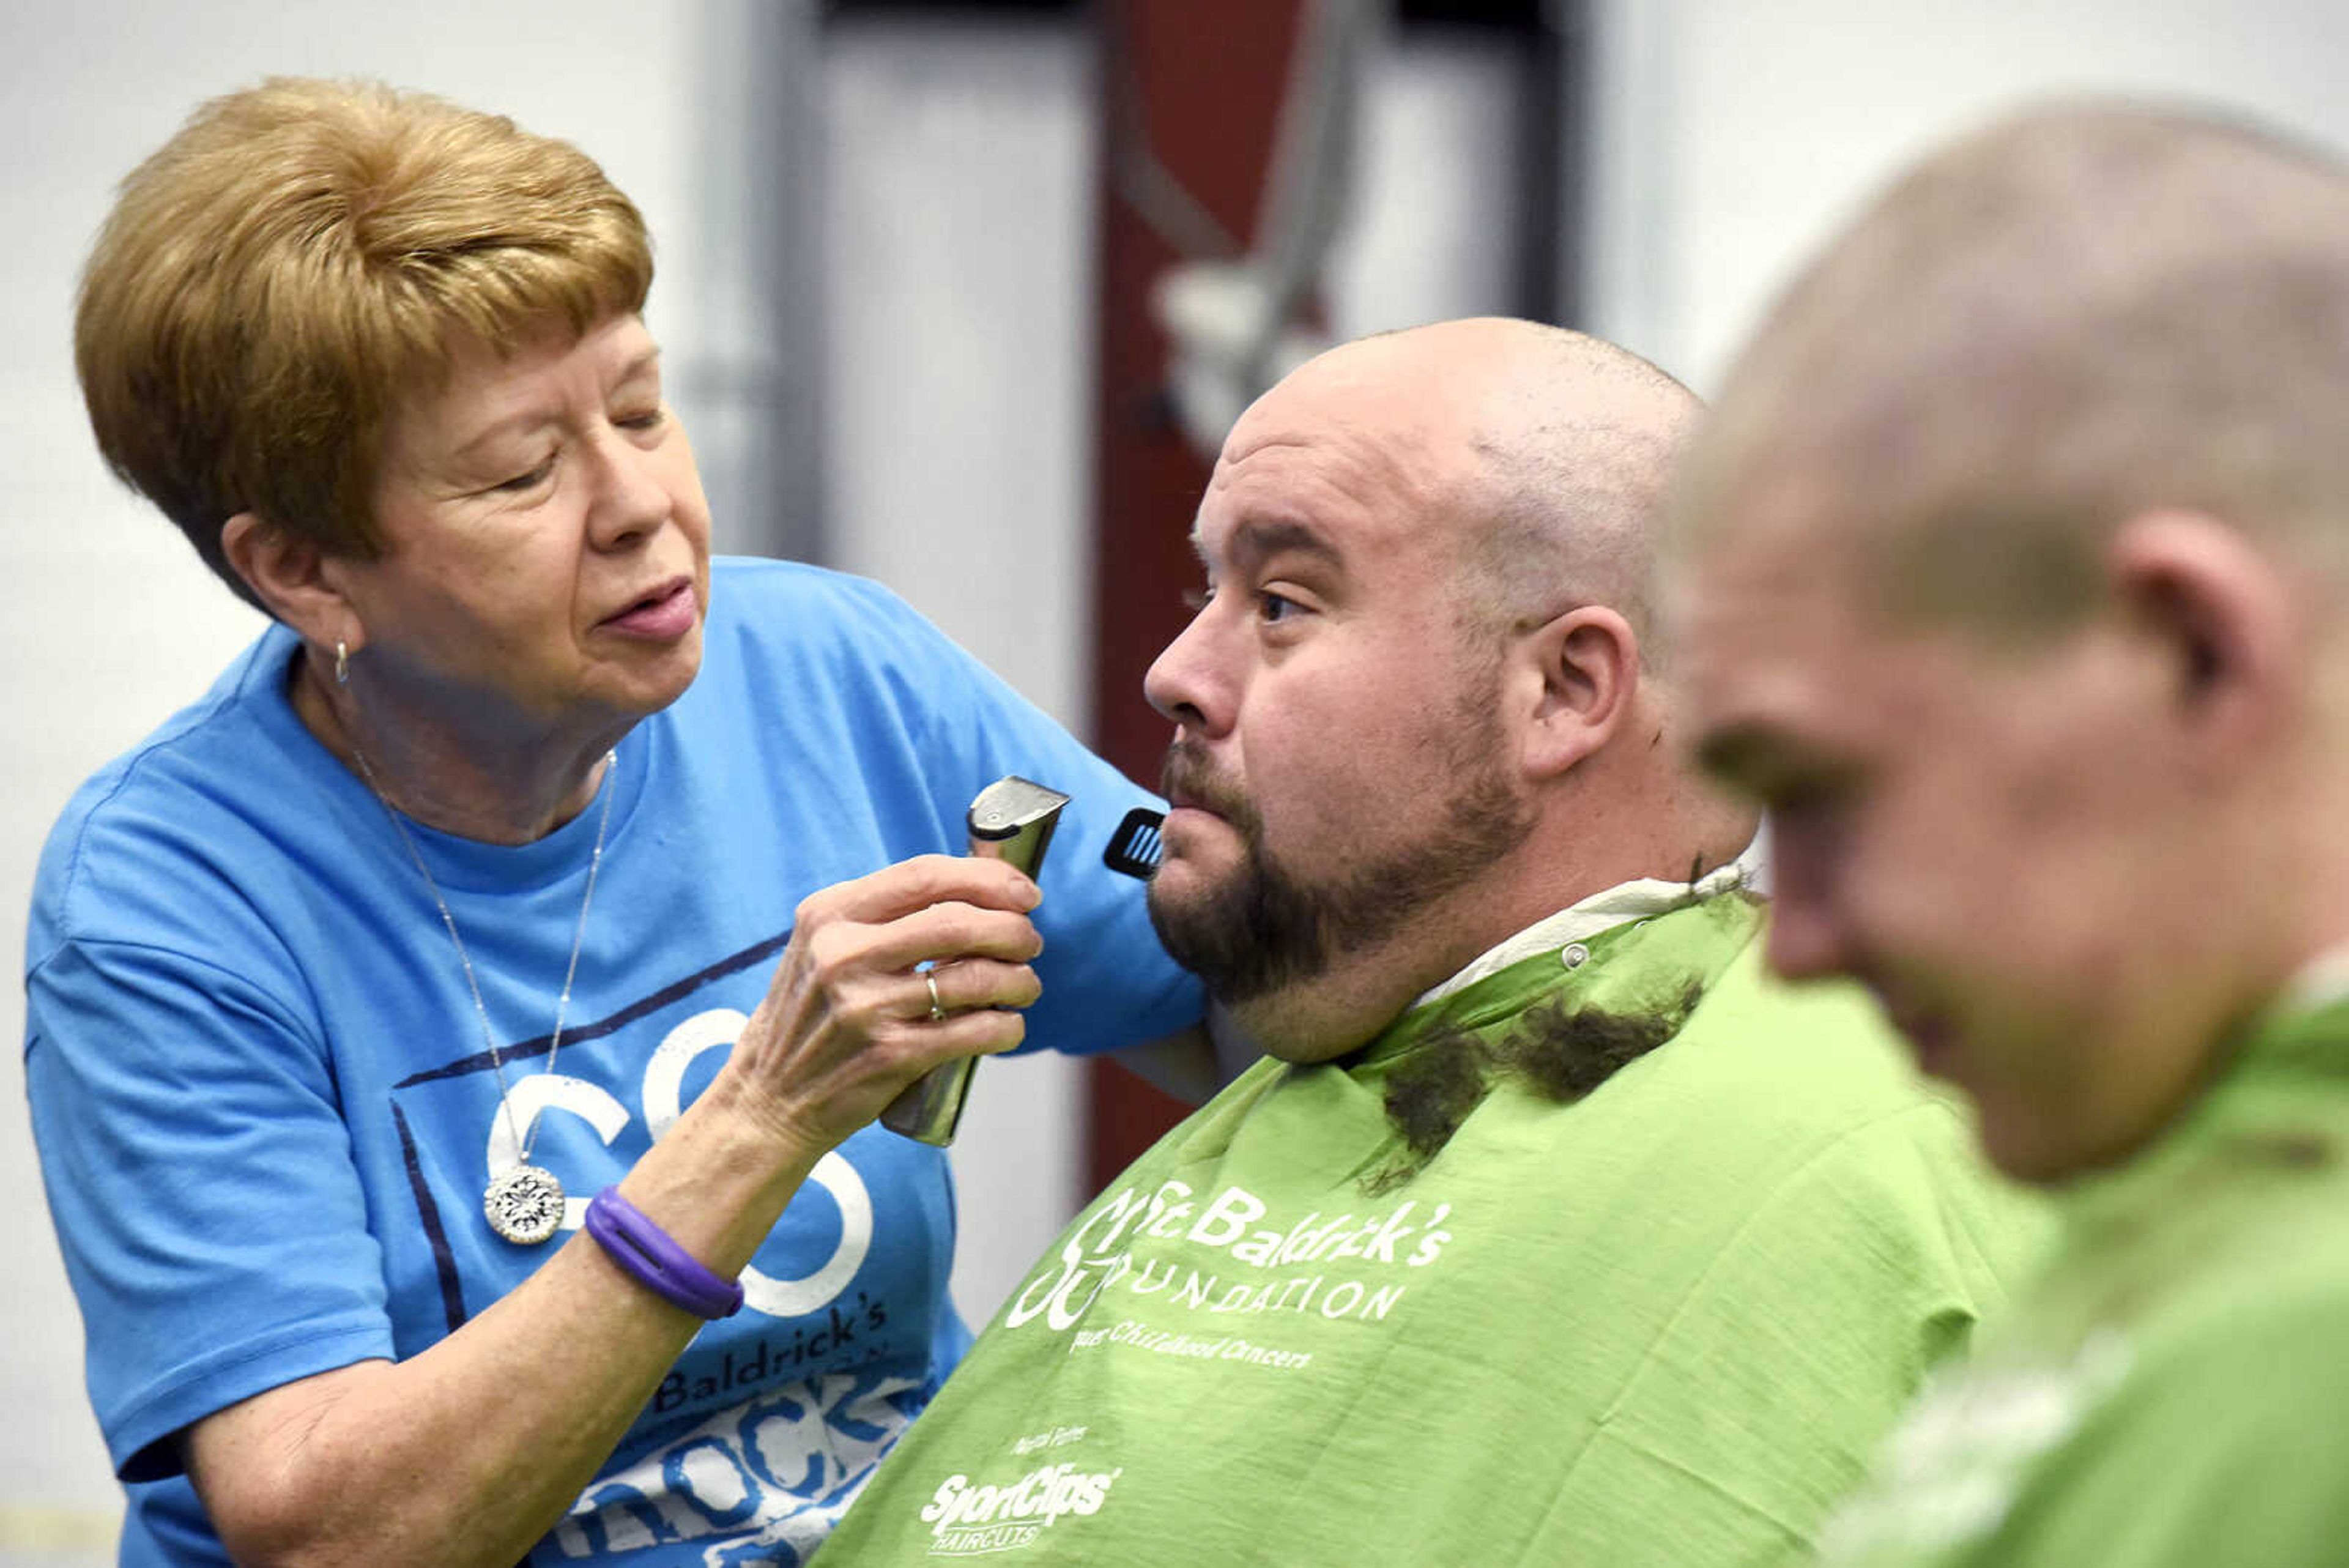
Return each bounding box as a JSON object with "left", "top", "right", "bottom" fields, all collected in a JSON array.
[
  {"left": 220, "top": 512, "right": 365, "bottom": 656},
  {"left": 2106, "top": 510, "right": 2293, "bottom": 741},
  {"left": 1515, "top": 604, "right": 1641, "bottom": 781}
]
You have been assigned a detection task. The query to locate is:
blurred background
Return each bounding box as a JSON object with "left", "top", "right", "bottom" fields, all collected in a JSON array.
[{"left": 4, "top": 0, "right": 2343, "bottom": 1556}]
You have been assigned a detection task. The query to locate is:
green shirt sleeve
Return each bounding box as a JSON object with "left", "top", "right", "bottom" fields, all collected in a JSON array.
[
  {"left": 1950, "top": 1282, "right": 2349, "bottom": 1568},
  {"left": 1537, "top": 1099, "right": 2047, "bottom": 1568}
]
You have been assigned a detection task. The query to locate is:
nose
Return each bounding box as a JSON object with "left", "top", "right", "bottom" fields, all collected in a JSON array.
[
  {"left": 584, "top": 420, "right": 680, "bottom": 550},
  {"left": 1144, "top": 607, "right": 1230, "bottom": 737}
]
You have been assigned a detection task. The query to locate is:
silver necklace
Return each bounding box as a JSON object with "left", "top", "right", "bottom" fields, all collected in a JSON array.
[{"left": 351, "top": 745, "right": 618, "bottom": 1246}]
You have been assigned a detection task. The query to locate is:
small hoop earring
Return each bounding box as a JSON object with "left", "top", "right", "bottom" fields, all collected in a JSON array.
[{"left": 334, "top": 641, "right": 350, "bottom": 687}]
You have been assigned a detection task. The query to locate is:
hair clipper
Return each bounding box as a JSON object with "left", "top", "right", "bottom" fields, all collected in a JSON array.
[{"left": 880, "top": 775, "right": 1071, "bottom": 1145}]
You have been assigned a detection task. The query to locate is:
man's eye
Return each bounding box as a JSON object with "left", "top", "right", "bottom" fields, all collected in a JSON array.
[
  {"left": 617, "top": 407, "right": 667, "bottom": 434},
  {"left": 1767, "top": 779, "right": 1857, "bottom": 826},
  {"left": 1258, "top": 590, "right": 1299, "bottom": 623},
  {"left": 1182, "top": 587, "right": 1214, "bottom": 612}
]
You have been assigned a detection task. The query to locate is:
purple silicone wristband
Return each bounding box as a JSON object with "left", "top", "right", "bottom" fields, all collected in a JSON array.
[{"left": 584, "top": 1187, "right": 746, "bottom": 1320}]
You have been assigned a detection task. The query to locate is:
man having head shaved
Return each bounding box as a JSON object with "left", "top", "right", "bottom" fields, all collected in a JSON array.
[
  {"left": 822, "top": 318, "right": 2042, "bottom": 1566},
  {"left": 1678, "top": 105, "right": 2349, "bottom": 1567}
]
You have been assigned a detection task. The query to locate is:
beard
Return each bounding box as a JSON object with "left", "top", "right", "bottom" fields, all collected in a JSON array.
[{"left": 1146, "top": 703, "right": 1535, "bottom": 1008}]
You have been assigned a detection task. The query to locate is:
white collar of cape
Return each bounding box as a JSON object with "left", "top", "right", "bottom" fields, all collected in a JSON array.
[
  {"left": 1408, "top": 832, "right": 1770, "bottom": 1014},
  {"left": 2273, "top": 939, "right": 2349, "bottom": 1015}
]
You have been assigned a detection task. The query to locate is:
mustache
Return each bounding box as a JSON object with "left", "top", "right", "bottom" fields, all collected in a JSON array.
[{"left": 1159, "top": 741, "right": 1256, "bottom": 828}]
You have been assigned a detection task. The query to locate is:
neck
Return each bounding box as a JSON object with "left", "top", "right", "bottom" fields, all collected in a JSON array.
[
  {"left": 1236, "top": 779, "right": 1756, "bottom": 1066},
  {"left": 292, "top": 647, "right": 619, "bottom": 844}
]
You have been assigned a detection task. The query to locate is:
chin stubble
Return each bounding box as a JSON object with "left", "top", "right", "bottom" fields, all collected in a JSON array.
[{"left": 1145, "top": 709, "right": 1533, "bottom": 1007}]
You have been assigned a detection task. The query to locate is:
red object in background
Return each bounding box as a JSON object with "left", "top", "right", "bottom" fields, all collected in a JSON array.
[{"left": 1086, "top": 0, "right": 1312, "bottom": 1192}]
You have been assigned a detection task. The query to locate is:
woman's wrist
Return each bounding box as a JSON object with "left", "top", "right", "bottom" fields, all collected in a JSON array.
[
  {"left": 697, "top": 1053, "right": 838, "bottom": 1176},
  {"left": 584, "top": 1188, "right": 744, "bottom": 1318},
  {"left": 615, "top": 1070, "right": 826, "bottom": 1265}
]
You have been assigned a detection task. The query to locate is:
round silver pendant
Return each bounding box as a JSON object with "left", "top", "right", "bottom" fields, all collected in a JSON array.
[{"left": 484, "top": 1163, "right": 566, "bottom": 1246}]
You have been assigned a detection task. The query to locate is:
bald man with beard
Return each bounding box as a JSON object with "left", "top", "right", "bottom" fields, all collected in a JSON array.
[
  {"left": 819, "top": 319, "right": 2043, "bottom": 1568},
  {"left": 1678, "top": 105, "right": 2349, "bottom": 1568}
]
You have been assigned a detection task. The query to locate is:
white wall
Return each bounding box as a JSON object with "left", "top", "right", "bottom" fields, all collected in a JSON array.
[
  {"left": 1330, "top": 25, "right": 1530, "bottom": 339},
  {"left": 1586, "top": 0, "right": 2349, "bottom": 394},
  {"left": 819, "top": 13, "right": 1101, "bottom": 1332}
]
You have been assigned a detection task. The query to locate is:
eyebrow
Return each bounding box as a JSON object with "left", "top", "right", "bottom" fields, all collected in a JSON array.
[
  {"left": 1694, "top": 723, "right": 1863, "bottom": 803},
  {"left": 1195, "top": 517, "right": 1343, "bottom": 577},
  {"left": 1691, "top": 723, "right": 1795, "bottom": 787}
]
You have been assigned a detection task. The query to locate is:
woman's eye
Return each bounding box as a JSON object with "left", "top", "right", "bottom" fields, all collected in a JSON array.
[{"left": 492, "top": 458, "right": 555, "bottom": 493}]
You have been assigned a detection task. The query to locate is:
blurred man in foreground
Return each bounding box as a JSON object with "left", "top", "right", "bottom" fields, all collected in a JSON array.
[
  {"left": 1677, "top": 105, "right": 2349, "bottom": 1567},
  {"left": 820, "top": 318, "right": 2042, "bottom": 1566}
]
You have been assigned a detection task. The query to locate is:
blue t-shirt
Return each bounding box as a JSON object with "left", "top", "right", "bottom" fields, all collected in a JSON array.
[{"left": 23, "top": 558, "right": 1200, "bottom": 1566}]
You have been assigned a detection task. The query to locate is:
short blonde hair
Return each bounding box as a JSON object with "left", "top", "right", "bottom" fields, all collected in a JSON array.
[{"left": 76, "top": 76, "right": 653, "bottom": 606}]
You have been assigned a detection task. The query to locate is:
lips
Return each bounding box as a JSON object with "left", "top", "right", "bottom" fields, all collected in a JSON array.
[{"left": 599, "top": 578, "right": 697, "bottom": 639}]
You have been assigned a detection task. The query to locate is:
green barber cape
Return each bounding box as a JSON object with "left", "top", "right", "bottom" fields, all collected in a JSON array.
[
  {"left": 1823, "top": 992, "right": 2349, "bottom": 1568},
  {"left": 821, "top": 891, "right": 2047, "bottom": 1566}
]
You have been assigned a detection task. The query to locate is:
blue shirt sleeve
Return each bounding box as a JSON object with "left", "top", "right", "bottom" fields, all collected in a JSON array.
[{"left": 26, "top": 937, "right": 395, "bottom": 1481}]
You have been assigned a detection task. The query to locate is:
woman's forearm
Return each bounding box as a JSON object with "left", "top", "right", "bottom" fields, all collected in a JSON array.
[
  {"left": 186, "top": 1079, "right": 824, "bottom": 1568},
  {"left": 182, "top": 854, "right": 1045, "bottom": 1566}
]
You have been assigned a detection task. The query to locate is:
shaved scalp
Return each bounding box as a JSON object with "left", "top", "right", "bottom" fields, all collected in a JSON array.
[
  {"left": 1460, "top": 327, "right": 1701, "bottom": 661},
  {"left": 1682, "top": 102, "right": 2349, "bottom": 634},
  {"left": 1337, "top": 319, "right": 1701, "bottom": 664}
]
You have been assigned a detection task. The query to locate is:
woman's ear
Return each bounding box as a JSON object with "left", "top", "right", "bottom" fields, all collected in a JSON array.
[
  {"left": 1516, "top": 604, "right": 1641, "bottom": 781},
  {"left": 220, "top": 513, "right": 365, "bottom": 656}
]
